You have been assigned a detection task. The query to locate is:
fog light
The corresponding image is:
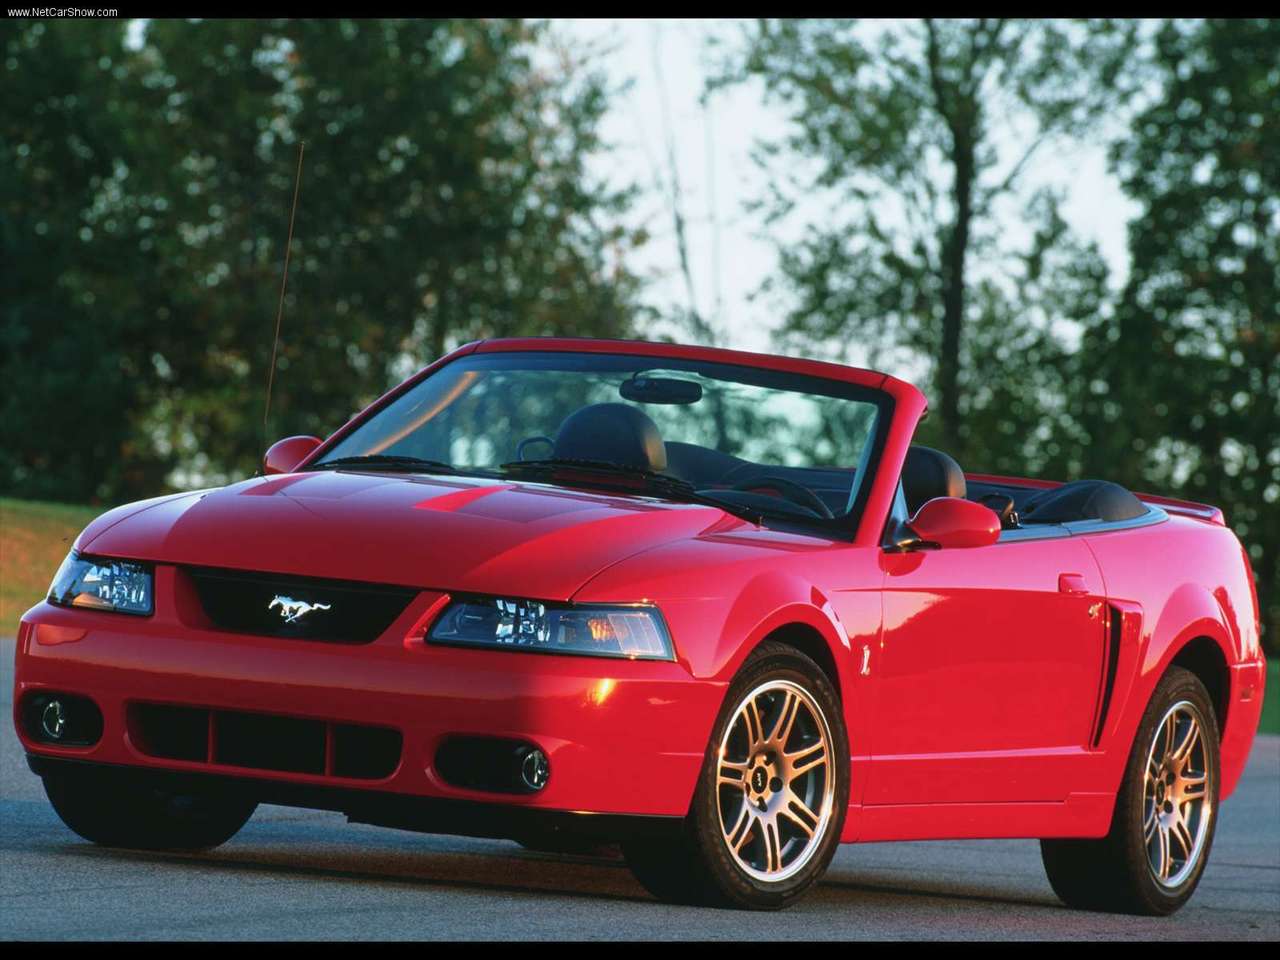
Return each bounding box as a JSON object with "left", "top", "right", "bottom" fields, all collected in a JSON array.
[
  {"left": 520, "top": 748, "right": 549, "bottom": 791},
  {"left": 41, "top": 700, "right": 67, "bottom": 740},
  {"left": 21, "top": 691, "right": 104, "bottom": 747},
  {"left": 434, "top": 736, "right": 551, "bottom": 794}
]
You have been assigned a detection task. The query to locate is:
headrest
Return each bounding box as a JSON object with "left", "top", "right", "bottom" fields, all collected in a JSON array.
[
  {"left": 553, "top": 403, "right": 668, "bottom": 473},
  {"left": 902, "top": 445, "right": 966, "bottom": 513}
]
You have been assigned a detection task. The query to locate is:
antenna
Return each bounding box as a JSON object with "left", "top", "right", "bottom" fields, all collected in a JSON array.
[{"left": 263, "top": 140, "right": 307, "bottom": 445}]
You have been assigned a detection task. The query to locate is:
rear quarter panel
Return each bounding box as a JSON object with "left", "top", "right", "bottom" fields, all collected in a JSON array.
[{"left": 1081, "top": 514, "right": 1264, "bottom": 800}]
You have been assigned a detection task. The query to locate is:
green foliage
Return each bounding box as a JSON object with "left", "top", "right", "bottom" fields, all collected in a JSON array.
[
  {"left": 2, "top": 19, "right": 648, "bottom": 500},
  {"left": 1076, "top": 19, "right": 1280, "bottom": 646}
]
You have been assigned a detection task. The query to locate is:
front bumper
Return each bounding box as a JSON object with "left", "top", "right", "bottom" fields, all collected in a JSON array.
[{"left": 14, "top": 577, "right": 723, "bottom": 821}]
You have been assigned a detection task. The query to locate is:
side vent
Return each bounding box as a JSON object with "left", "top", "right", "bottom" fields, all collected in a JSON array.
[{"left": 1092, "top": 605, "right": 1125, "bottom": 748}]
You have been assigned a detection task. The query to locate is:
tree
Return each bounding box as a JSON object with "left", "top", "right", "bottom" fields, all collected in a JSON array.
[
  {"left": 2, "top": 18, "right": 648, "bottom": 501},
  {"left": 710, "top": 18, "right": 1139, "bottom": 462},
  {"left": 1076, "top": 19, "right": 1280, "bottom": 648}
]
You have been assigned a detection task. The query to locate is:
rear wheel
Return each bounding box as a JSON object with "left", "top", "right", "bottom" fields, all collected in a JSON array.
[
  {"left": 43, "top": 766, "right": 257, "bottom": 851},
  {"left": 1041, "top": 666, "right": 1219, "bottom": 915},
  {"left": 623, "top": 641, "right": 849, "bottom": 909}
]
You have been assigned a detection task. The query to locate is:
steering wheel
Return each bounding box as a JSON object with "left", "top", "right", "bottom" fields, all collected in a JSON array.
[
  {"left": 731, "top": 476, "right": 834, "bottom": 519},
  {"left": 516, "top": 435, "right": 555, "bottom": 462}
]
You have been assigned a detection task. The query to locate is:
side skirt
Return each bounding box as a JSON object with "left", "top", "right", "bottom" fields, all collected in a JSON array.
[{"left": 841, "top": 792, "right": 1115, "bottom": 843}]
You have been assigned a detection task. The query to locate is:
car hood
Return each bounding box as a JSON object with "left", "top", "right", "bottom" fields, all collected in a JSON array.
[{"left": 80, "top": 470, "right": 744, "bottom": 601}]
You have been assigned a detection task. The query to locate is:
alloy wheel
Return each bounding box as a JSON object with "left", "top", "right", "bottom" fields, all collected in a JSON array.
[
  {"left": 715, "top": 679, "right": 836, "bottom": 882},
  {"left": 1143, "top": 700, "right": 1213, "bottom": 888}
]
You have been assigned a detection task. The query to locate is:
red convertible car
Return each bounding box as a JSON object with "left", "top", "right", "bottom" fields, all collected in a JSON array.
[{"left": 14, "top": 338, "right": 1267, "bottom": 913}]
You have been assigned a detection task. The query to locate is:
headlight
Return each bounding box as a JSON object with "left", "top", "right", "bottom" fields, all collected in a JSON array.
[
  {"left": 428, "top": 597, "right": 674, "bottom": 661},
  {"left": 47, "top": 552, "right": 153, "bottom": 616}
]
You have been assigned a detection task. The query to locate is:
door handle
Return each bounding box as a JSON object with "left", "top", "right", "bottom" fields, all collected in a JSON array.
[{"left": 1058, "top": 572, "right": 1090, "bottom": 595}]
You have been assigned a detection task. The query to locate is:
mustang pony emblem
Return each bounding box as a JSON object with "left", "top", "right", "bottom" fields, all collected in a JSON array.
[{"left": 268, "top": 595, "right": 332, "bottom": 623}]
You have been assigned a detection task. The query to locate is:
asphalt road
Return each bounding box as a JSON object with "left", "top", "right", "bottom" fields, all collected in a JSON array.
[{"left": 2, "top": 638, "right": 1276, "bottom": 940}]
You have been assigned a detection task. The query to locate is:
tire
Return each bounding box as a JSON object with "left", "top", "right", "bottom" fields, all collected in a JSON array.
[
  {"left": 43, "top": 766, "right": 257, "bottom": 851},
  {"left": 1041, "top": 666, "right": 1220, "bottom": 915},
  {"left": 623, "top": 641, "right": 849, "bottom": 909}
]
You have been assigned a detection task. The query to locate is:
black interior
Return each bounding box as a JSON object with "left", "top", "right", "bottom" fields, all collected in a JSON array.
[
  {"left": 664, "top": 441, "right": 750, "bottom": 486},
  {"left": 1017, "top": 479, "right": 1147, "bottom": 524},
  {"left": 540, "top": 402, "right": 1149, "bottom": 528},
  {"left": 544, "top": 409, "right": 856, "bottom": 518},
  {"left": 901, "top": 445, "right": 967, "bottom": 514},
  {"left": 976, "top": 491, "right": 1020, "bottom": 529},
  {"left": 553, "top": 402, "right": 668, "bottom": 472}
]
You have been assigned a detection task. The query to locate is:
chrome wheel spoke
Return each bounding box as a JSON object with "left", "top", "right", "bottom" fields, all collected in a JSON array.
[
  {"left": 779, "top": 790, "right": 821, "bottom": 839},
  {"left": 1170, "top": 722, "right": 1200, "bottom": 766},
  {"left": 724, "top": 802, "right": 753, "bottom": 852},
  {"left": 1169, "top": 814, "right": 1195, "bottom": 862},
  {"left": 762, "top": 817, "right": 783, "bottom": 873},
  {"left": 1153, "top": 823, "right": 1173, "bottom": 881},
  {"left": 785, "top": 741, "right": 827, "bottom": 778},
  {"left": 718, "top": 757, "right": 750, "bottom": 789},
  {"left": 1162, "top": 714, "right": 1177, "bottom": 759},
  {"left": 767, "top": 690, "right": 801, "bottom": 746},
  {"left": 1146, "top": 756, "right": 1161, "bottom": 787},
  {"left": 744, "top": 698, "right": 766, "bottom": 744},
  {"left": 1179, "top": 772, "right": 1207, "bottom": 801}
]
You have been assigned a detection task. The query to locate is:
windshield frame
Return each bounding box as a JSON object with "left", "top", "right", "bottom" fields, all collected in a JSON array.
[{"left": 302, "top": 343, "right": 896, "bottom": 541}]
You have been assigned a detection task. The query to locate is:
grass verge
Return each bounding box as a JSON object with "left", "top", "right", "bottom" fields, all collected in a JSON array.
[{"left": 1, "top": 497, "right": 105, "bottom": 636}]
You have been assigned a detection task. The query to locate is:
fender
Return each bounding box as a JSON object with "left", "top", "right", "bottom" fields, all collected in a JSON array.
[
  {"left": 709, "top": 570, "right": 877, "bottom": 832},
  {"left": 713, "top": 572, "right": 856, "bottom": 690}
]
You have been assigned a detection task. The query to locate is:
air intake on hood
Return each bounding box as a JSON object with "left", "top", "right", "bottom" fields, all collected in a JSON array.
[{"left": 184, "top": 566, "right": 418, "bottom": 643}]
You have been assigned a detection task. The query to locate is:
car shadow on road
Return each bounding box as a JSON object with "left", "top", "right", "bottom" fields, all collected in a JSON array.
[
  {"left": 817, "top": 874, "right": 1062, "bottom": 911},
  {"left": 55, "top": 838, "right": 656, "bottom": 906},
  {"left": 53, "top": 835, "right": 1064, "bottom": 914}
]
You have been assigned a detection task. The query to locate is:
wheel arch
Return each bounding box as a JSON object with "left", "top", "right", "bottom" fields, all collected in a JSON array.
[
  {"left": 1167, "top": 636, "right": 1231, "bottom": 737},
  {"left": 1142, "top": 583, "right": 1235, "bottom": 735},
  {"left": 754, "top": 621, "right": 843, "bottom": 701},
  {"left": 713, "top": 572, "right": 859, "bottom": 705}
]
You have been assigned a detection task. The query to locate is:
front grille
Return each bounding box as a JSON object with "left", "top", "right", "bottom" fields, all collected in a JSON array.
[
  {"left": 185, "top": 566, "right": 418, "bottom": 643},
  {"left": 127, "top": 703, "right": 402, "bottom": 781}
]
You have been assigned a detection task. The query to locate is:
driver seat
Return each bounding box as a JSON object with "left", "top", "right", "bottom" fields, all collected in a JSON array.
[
  {"left": 901, "top": 445, "right": 966, "bottom": 514},
  {"left": 553, "top": 403, "right": 668, "bottom": 472}
]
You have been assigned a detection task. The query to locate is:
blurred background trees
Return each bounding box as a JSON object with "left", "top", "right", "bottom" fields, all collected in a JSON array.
[
  {"left": 1, "top": 17, "right": 1275, "bottom": 647},
  {"left": 2, "top": 19, "right": 647, "bottom": 497}
]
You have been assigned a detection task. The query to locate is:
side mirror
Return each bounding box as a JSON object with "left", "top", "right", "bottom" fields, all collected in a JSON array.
[
  {"left": 263, "top": 435, "right": 322, "bottom": 475},
  {"left": 899, "top": 497, "right": 1001, "bottom": 550}
]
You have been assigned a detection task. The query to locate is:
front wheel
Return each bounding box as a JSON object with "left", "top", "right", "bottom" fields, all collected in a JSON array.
[
  {"left": 43, "top": 766, "right": 258, "bottom": 851},
  {"left": 1041, "top": 666, "right": 1220, "bottom": 915},
  {"left": 623, "top": 641, "right": 849, "bottom": 909}
]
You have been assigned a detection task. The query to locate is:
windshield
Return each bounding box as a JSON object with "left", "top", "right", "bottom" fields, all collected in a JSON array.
[{"left": 313, "top": 351, "right": 888, "bottom": 527}]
